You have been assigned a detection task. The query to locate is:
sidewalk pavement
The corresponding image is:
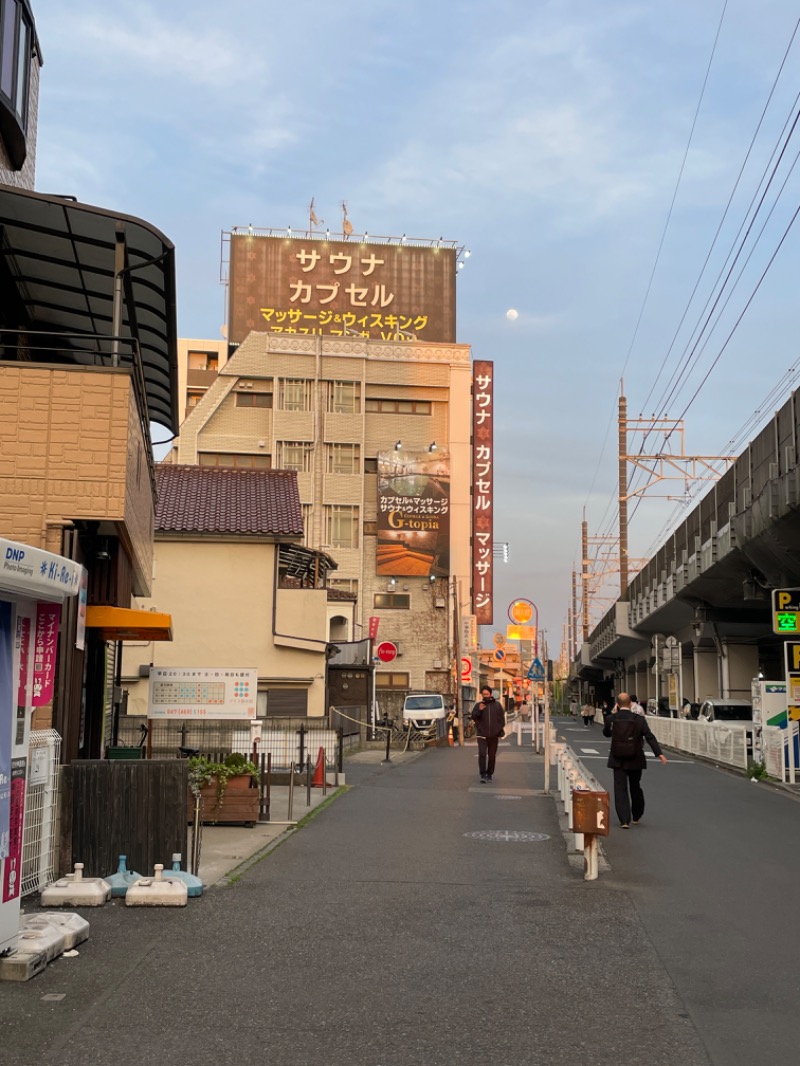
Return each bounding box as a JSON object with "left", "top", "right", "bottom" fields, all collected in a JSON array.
[{"left": 196, "top": 749, "right": 420, "bottom": 885}]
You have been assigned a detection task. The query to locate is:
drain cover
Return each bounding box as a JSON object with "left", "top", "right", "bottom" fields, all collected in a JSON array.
[{"left": 464, "top": 830, "right": 550, "bottom": 842}]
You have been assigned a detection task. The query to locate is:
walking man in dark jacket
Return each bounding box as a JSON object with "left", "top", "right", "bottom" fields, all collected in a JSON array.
[
  {"left": 471, "top": 685, "right": 505, "bottom": 783},
  {"left": 603, "top": 692, "right": 667, "bottom": 827}
]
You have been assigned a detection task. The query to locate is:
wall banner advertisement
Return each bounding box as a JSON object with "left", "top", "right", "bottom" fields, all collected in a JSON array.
[
  {"left": 377, "top": 450, "right": 450, "bottom": 576},
  {"left": 472, "top": 361, "right": 494, "bottom": 624}
]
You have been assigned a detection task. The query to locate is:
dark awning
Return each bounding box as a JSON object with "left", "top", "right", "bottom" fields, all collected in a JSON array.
[{"left": 0, "top": 185, "right": 179, "bottom": 432}]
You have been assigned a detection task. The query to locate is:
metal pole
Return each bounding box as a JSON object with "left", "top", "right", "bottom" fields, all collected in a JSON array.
[
  {"left": 287, "top": 760, "right": 295, "bottom": 822},
  {"left": 306, "top": 756, "right": 311, "bottom": 806},
  {"left": 619, "top": 387, "right": 629, "bottom": 597},
  {"left": 110, "top": 225, "right": 126, "bottom": 368},
  {"left": 382, "top": 715, "right": 392, "bottom": 764}
]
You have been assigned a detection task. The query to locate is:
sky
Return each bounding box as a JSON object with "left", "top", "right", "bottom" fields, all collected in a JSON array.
[{"left": 30, "top": 0, "right": 800, "bottom": 653}]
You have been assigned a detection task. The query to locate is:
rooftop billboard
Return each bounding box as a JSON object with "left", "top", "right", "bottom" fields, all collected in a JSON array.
[{"left": 228, "top": 233, "right": 457, "bottom": 345}]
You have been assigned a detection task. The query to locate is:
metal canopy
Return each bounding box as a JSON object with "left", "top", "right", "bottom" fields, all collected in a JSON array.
[{"left": 0, "top": 185, "right": 179, "bottom": 432}]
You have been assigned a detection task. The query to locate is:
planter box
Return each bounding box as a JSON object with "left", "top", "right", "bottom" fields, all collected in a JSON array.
[{"left": 189, "top": 774, "right": 260, "bottom": 827}]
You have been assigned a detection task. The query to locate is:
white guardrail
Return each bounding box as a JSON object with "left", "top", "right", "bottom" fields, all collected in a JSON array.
[
  {"left": 552, "top": 732, "right": 608, "bottom": 881},
  {"left": 645, "top": 717, "right": 800, "bottom": 783}
]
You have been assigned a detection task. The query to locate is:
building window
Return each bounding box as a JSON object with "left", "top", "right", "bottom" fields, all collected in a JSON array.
[
  {"left": 328, "top": 381, "right": 361, "bottom": 414},
  {"left": 186, "top": 391, "right": 204, "bottom": 413},
  {"left": 362, "top": 520, "right": 377, "bottom": 536},
  {"left": 328, "top": 577, "right": 358, "bottom": 597},
  {"left": 187, "top": 350, "right": 219, "bottom": 372},
  {"left": 0, "top": 0, "right": 32, "bottom": 130},
  {"left": 278, "top": 441, "right": 313, "bottom": 472},
  {"left": 365, "top": 398, "right": 432, "bottom": 415},
  {"left": 326, "top": 505, "right": 359, "bottom": 549},
  {"left": 327, "top": 443, "right": 360, "bottom": 475},
  {"left": 235, "top": 391, "right": 273, "bottom": 408},
  {"left": 257, "top": 689, "right": 309, "bottom": 718},
  {"left": 373, "top": 593, "right": 410, "bottom": 609},
  {"left": 375, "top": 672, "right": 409, "bottom": 689},
  {"left": 280, "top": 379, "right": 311, "bottom": 411},
  {"left": 198, "top": 453, "right": 271, "bottom": 469},
  {"left": 364, "top": 457, "right": 378, "bottom": 474}
]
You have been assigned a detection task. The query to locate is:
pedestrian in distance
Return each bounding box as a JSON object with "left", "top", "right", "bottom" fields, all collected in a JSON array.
[
  {"left": 447, "top": 703, "right": 459, "bottom": 747},
  {"left": 629, "top": 693, "right": 645, "bottom": 717},
  {"left": 581, "top": 703, "right": 594, "bottom": 727},
  {"left": 603, "top": 692, "right": 667, "bottom": 828},
  {"left": 471, "top": 685, "right": 505, "bottom": 783}
]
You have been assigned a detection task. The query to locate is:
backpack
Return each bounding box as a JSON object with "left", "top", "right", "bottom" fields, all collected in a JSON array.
[{"left": 610, "top": 716, "right": 641, "bottom": 760}]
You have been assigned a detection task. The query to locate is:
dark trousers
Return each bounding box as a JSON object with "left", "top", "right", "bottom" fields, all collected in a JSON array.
[
  {"left": 477, "top": 736, "right": 499, "bottom": 777},
  {"left": 612, "top": 768, "right": 644, "bottom": 825}
]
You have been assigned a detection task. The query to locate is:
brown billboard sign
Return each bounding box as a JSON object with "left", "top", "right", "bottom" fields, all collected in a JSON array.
[
  {"left": 377, "top": 450, "right": 450, "bottom": 577},
  {"left": 473, "top": 361, "right": 494, "bottom": 625},
  {"left": 228, "top": 234, "right": 456, "bottom": 345}
]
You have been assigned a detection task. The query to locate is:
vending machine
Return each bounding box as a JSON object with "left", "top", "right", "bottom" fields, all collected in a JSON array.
[{"left": 0, "top": 538, "right": 82, "bottom": 955}]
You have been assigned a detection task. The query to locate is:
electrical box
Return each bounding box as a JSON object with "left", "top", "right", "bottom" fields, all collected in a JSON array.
[{"left": 571, "top": 790, "right": 610, "bottom": 836}]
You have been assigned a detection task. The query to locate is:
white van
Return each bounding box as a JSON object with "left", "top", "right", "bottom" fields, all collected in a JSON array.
[{"left": 402, "top": 693, "right": 448, "bottom": 729}]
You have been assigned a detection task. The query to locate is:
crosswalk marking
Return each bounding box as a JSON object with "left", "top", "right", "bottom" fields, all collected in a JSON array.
[{"left": 580, "top": 748, "right": 599, "bottom": 754}]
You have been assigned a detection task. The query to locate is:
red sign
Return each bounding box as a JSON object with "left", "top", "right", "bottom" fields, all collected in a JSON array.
[
  {"left": 376, "top": 641, "right": 398, "bottom": 663},
  {"left": 472, "top": 360, "right": 494, "bottom": 625},
  {"left": 368, "top": 616, "right": 380, "bottom": 640},
  {"left": 461, "top": 657, "right": 472, "bottom": 682}
]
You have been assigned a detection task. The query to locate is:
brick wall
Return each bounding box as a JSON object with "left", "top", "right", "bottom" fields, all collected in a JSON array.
[{"left": 0, "top": 365, "right": 136, "bottom": 546}]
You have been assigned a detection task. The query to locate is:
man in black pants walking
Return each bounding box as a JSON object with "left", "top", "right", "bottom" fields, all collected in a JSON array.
[
  {"left": 603, "top": 692, "right": 667, "bottom": 827},
  {"left": 471, "top": 686, "right": 505, "bottom": 783}
]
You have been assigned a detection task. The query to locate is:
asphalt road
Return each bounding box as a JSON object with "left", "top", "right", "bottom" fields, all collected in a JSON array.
[
  {"left": 2, "top": 728, "right": 797, "bottom": 1065},
  {"left": 561, "top": 715, "right": 800, "bottom": 1065}
]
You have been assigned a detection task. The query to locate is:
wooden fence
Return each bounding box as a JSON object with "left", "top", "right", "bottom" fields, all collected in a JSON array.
[{"left": 60, "top": 760, "right": 188, "bottom": 880}]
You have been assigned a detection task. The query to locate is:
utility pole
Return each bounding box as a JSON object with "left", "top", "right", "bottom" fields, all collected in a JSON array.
[
  {"left": 581, "top": 514, "right": 590, "bottom": 642},
  {"left": 570, "top": 572, "right": 578, "bottom": 658},
  {"left": 619, "top": 387, "right": 629, "bottom": 598}
]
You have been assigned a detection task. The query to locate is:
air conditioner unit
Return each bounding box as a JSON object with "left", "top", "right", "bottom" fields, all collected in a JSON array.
[{"left": 434, "top": 597, "right": 446, "bottom": 608}]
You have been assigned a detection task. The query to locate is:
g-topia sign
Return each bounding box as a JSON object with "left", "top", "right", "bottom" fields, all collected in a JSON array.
[{"left": 772, "top": 589, "right": 800, "bottom": 635}]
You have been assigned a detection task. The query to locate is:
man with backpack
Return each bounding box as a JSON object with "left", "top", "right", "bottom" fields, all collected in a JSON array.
[{"left": 603, "top": 692, "right": 667, "bottom": 828}]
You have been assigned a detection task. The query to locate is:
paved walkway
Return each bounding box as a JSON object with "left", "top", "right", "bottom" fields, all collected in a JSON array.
[{"left": 3, "top": 730, "right": 799, "bottom": 1064}]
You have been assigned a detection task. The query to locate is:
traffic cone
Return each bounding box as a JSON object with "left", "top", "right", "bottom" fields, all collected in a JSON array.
[{"left": 312, "top": 746, "right": 326, "bottom": 787}]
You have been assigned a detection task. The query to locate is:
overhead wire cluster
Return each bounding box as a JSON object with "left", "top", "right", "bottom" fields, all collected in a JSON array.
[{"left": 571, "top": 8, "right": 800, "bottom": 639}]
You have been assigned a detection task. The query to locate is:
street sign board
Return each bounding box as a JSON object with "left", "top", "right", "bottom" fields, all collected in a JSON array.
[
  {"left": 493, "top": 648, "right": 506, "bottom": 662},
  {"left": 784, "top": 641, "right": 800, "bottom": 720},
  {"left": 376, "top": 641, "right": 398, "bottom": 663},
  {"left": 506, "top": 624, "right": 535, "bottom": 642},
  {"left": 461, "top": 657, "right": 472, "bottom": 683},
  {"left": 772, "top": 589, "right": 800, "bottom": 635},
  {"left": 368, "top": 616, "right": 380, "bottom": 640},
  {"left": 527, "top": 658, "right": 545, "bottom": 681},
  {"left": 493, "top": 632, "right": 506, "bottom": 647},
  {"left": 508, "top": 599, "right": 534, "bottom": 624}
]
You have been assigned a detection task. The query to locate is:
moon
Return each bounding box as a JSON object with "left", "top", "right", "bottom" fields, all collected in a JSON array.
[{"left": 506, "top": 309, "right": 519, "bottom": 320}]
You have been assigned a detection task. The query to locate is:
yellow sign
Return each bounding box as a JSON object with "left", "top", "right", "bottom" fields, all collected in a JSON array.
[
  {"left": 772, "top": 589, "right": 800, "bottom": 635},
  {"left": 493, "top": 632, "right": 506, "bottom": 647},
  {"left": 507, "top": 625, "right": 535, "bottom": 641},
  {"left": 509, "top": 600, "right": 534, "bottom": 624}
]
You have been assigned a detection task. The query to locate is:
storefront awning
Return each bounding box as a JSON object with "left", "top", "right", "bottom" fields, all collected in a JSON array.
[{"left": 85, "top": 606, "right": 173, "bottom": 642}]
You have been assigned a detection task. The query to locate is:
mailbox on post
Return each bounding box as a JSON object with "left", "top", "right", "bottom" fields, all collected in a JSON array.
[{"left": 571, "top": 789, "right": 609, "bottom": 837}]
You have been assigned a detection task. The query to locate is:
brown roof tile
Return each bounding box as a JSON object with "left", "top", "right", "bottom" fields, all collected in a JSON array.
[{"left": 155, "top": 464, "right": 303, "bottom": 537}]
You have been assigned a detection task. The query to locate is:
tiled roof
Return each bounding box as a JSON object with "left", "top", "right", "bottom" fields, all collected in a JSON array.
[{"left": 155, "top": 465, "right": 304, "bottom": 537}]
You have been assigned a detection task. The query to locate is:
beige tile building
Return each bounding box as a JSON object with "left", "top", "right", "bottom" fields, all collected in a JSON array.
[{"left": 167, "top": 330, "right": 474, "bottom": 709}]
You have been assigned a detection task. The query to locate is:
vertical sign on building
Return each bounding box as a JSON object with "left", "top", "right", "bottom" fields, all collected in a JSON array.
[{"left": 472, "top": 361, "right": 494, "bottom": 625}]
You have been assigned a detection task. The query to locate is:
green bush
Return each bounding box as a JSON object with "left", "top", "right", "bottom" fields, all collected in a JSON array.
[{"left": 187, "top": 753, "right": 260, "bottom": 803}]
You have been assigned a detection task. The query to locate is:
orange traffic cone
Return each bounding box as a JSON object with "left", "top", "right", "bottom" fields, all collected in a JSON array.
[{"left": 312, "top": 746, "right": 326, "bottom": 787}]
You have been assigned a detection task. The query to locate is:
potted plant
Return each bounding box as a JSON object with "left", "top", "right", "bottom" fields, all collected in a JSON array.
[{"left": 187, "top": 753, "right": 261, "bottom": 826}]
